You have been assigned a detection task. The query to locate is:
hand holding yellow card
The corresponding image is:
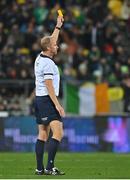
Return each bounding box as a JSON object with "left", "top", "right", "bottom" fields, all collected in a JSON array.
[{"left": 57, "top": 9, "right": 63, "bottom": 17}]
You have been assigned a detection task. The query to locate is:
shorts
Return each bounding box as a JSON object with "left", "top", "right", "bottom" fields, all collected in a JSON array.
[{"left": 35, "top": 95, "right": 62, "bottom": 125}]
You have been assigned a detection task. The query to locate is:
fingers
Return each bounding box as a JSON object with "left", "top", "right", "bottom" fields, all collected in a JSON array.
[
  {"left": 58, "top": 107, "right": 65, "bottom": 117},
  {"left": 61, "top": 17, "right": 64, "bottom": 22},
  {"left": 56, "top": 105, "right": 65, "bottom": 117},
  {"left": 60, "top": 108, "right": 65, "bottom": 117},
  {"left": 57, "top": 16, "right": 64, "bottom": 23}
]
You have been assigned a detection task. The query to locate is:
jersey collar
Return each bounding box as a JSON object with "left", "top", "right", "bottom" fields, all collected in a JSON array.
[{"left": 40, "top": 54, "right": 53, "bottom": 61}]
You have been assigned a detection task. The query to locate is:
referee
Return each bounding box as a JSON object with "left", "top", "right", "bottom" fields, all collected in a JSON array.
[{"left": 34, "top": 15, "right": 65, "bottom": 175}]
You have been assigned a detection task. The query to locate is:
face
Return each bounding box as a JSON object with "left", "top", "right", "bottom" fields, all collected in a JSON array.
[{"left": 49, "top": 39, "right": 59, "bottom": 56}]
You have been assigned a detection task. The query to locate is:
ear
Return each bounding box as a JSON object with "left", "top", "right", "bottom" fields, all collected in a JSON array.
[{"left": 47, "top": 46, "right": 50, "bottom": 51}]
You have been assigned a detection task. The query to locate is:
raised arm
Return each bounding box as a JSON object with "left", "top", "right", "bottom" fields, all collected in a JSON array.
[{"left": 51, "top": 15, "right": 64, "bottom": 43}]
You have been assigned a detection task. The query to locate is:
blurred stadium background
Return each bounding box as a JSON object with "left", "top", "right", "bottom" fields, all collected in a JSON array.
[{"left": 0, "top": 0, "right": 130, "bottom": 178}]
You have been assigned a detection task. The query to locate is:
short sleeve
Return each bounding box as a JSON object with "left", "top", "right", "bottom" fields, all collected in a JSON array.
[{"left": 43, "top": 61, "right": 54, "bottom": 80}]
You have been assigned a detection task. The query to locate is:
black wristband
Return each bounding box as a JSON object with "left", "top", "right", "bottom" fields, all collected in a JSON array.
[{"left": 55, "top": 26, "right": 61, "bottom": 30}]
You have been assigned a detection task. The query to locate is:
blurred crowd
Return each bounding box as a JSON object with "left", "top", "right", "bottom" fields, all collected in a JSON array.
[{"left": 0, "top": 0, "right": 130, "bottom": 114}]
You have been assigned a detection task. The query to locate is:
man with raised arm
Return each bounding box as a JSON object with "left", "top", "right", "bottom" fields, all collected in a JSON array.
[{"left": 34, "top": 14, "right": 65, "bottom": 175}]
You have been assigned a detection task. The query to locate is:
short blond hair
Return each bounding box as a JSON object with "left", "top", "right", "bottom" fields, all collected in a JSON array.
[{"left": 40, "top": 36, "right": 51, "bottom": 51}]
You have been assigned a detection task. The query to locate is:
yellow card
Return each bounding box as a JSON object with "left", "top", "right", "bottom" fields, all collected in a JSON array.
[{"left": 58, "top": 9, "right": 63, "bottom": 17}]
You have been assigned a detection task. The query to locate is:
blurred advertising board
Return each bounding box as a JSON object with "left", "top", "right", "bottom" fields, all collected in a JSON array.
[{"left": 0, "top": 116, "right": 130, "bottom": 152}]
